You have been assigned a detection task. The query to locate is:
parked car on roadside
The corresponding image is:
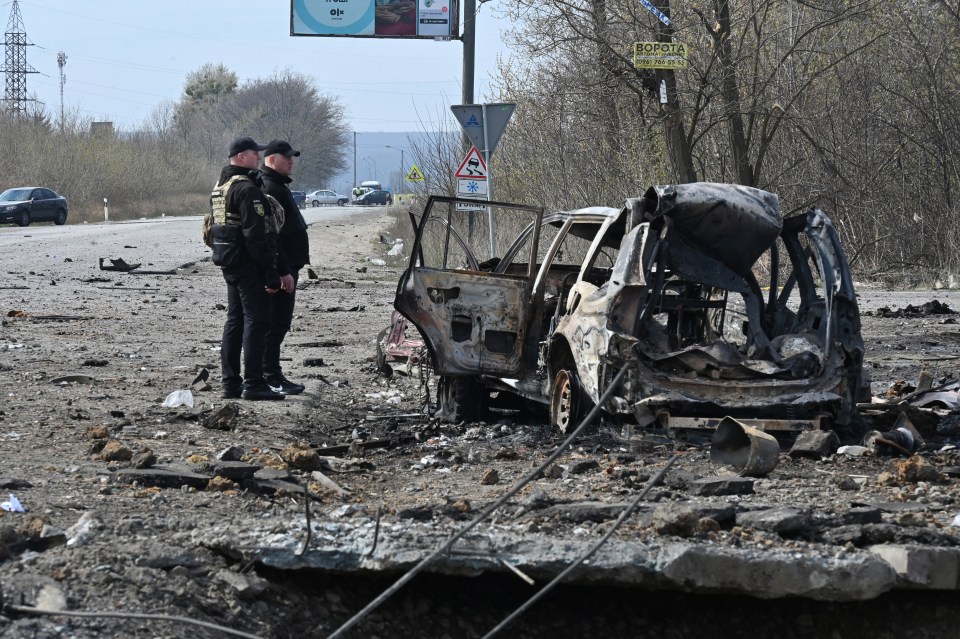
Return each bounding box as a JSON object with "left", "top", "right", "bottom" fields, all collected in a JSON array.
[
  {"left": 291, "top": 191, "right": 306, "bottom": 207},
  {"left": 394, "top": 185, "right": 868, "bottom": 435},
  {"left": 307, "top": 190, "right": 349, "bottom": 207},
  {"left": 357, "top": 189, "right": 393, "bottom": 206},
  {"left": 0, "top": 187, "right": 69, "bottom": 227}
]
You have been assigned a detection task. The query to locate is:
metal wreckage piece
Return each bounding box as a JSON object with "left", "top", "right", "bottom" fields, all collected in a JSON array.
[{"left": 394, "top": 183, "right": 868, "bottom": 434}]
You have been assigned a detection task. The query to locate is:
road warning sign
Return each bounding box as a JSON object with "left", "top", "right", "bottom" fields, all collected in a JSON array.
[
  {"left": 406, "top": 165, "right": 424, "bottom": 181},
  {"left": 457, "top": 178, "right": 488, "bottom": 196},
  {"left": 454, "top": 147, "right": 487, "bottom": 179}
]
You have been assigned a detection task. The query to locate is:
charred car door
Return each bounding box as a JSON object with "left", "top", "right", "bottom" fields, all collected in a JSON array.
[{"left": 395, "top": 196, "right": 544, "bottom": 377}]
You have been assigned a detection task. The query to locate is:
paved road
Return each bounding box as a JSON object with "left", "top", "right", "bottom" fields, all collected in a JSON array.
[
  {"left": 2, "top": 206, "right": 956, "bottom": 316},
  {"left": 0, "top": 205, "right": 375, "bottom": 275}
]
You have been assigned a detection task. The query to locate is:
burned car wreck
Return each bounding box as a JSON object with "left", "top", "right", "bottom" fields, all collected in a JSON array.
[{"left": 394, "top": 183, "right": 867, "bottom": 435}]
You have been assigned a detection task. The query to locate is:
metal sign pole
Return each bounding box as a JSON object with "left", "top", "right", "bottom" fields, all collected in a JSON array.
[{"left": 482, "top": 103, "right": 495, "bottom": 257}]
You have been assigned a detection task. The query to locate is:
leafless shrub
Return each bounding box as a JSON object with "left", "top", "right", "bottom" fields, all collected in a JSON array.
[{"left": 0, "top": 66, "right": 348, "bottom": 224}]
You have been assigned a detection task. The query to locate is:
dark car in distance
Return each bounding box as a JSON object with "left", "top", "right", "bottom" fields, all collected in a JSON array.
[
  {"left": 291, "top": 191, "right": 306, "bottom": 208},
  {"left": 357, "top": 189, "right": 393, "bottom": 206},
  {"left": 0, "top": 187, "right": 69, "bottom": 227}
]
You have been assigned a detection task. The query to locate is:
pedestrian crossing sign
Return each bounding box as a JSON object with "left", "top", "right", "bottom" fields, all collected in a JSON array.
[{"left": 406, "top": 165, "right": 425, "bottom": 181}]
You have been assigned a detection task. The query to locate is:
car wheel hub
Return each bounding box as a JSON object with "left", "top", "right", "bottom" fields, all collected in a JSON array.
[{"left": 551, "top": 370, "right": 578, "bottom": 433}]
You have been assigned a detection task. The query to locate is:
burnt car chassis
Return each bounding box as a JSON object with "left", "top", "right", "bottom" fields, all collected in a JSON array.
[{"left": 394, "top": 185, "right": 867, "bottom": 435}]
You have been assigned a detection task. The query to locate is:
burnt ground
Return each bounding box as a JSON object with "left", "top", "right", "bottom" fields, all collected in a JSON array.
[{"left": 2, "top": 209, "right": 960, "bottom": 637}]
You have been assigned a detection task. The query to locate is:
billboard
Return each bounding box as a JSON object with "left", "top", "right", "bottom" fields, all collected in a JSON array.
[{"left": 291, "top": 0, "right": 459, "bottom": 39}]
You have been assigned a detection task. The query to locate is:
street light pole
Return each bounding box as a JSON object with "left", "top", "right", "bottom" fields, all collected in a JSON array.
[
  {"left": 385, "top": 145, "right": 404, "bottom": 191},
  {"left": 361, "top": 156, "right": 378, "bottom": 182}
]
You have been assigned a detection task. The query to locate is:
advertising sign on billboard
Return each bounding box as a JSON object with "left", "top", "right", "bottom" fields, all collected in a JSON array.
[
  {"left": 633, "top": 41, "right": 690, "bottom": 70},
  {"left": 291, "top": 0, "right": 458, "bottom": 39}
]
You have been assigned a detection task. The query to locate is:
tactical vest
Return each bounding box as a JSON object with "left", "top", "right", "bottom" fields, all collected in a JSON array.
[
  {"left": 204, "top": 175, "right": 284, "bottom": 249},
  {"left": 210, "top": 174, "right": 249, "bottom": 226}
]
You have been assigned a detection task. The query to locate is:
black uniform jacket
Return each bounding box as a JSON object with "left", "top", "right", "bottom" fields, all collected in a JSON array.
[
  {"left": 260, "top": 165, "right": 310, "bottom": 273},
  {"left": 216, "top": 165, "right": 280, "bottom": 289}
]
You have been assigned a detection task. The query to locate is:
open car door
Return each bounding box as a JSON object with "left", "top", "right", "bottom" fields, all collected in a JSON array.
[{"left": 395, "top": 196, "right": 544, "bottom": 377}]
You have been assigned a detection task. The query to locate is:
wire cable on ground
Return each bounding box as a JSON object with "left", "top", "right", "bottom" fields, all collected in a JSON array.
[
  {"left": 481, "top": 454, "right": 680, "bottom": 638},
  {"left": 327, "top": 364, "right": 632, "bottom": 639},
  {"left": 5, "top": 605, "right": 264, "bottom": 639}
]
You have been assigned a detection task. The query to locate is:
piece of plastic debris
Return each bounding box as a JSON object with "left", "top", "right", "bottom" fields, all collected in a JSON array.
[
  {"left": 161, "top": 389, "right": 194, "bottom": 408},
  {"left": 51, "top": 375, "right": 96, "bottom": 385},
  {"left": 191, "top": 368, "right": 210, "bottom": 387},
  {"left": 367, "top": 257, "right": 386, "bottom": 266},
  {"left": 837, "top": 445, "right": 869, "bottom": 456},
  {"left": 387, "top": 242, "right": 404, "bottom": 256},
  {"left": 1, "top": 494, "right": 25, "bottom": 512},
  {"left": 952, "top": 513, "right": 960, "bottom": 527},
  {"left": 66, "top": 512, "right": 102, "bottom": 547},
  {"left": 863, "top": 417, "right": 924, "bottom": 455}
]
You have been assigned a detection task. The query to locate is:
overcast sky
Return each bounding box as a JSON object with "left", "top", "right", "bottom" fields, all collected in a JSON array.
[{"left": 8, "top": 0, "right": 512, "bottom": 132}]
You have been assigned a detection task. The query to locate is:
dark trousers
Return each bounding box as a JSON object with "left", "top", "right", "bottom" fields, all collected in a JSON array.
[
  {"left": 264, "top": 270, "right": 299, "bottom": 379},
  {"left": 221, "top": 271, "right": 272, "bottom": 391}
]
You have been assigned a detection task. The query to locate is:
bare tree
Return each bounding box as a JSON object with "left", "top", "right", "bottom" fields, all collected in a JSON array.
[{"left": 230, "top": 70, "right": 350, "bottom": 189}]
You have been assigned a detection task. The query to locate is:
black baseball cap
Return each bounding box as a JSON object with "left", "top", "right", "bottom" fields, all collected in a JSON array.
[
  {"left": 228, "top": 136, "right": 267, "bottom": 158},
  {"left": 264, "top": 139, "right": 301, "bottom": 158}
]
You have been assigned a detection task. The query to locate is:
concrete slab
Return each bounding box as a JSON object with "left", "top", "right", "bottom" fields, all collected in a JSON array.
[{"left": 205, "top": 518, "right": 910, "bottom": 602}]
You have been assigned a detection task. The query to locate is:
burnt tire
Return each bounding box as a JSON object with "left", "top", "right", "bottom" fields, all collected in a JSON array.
[
  {"left": 16, "top": 210, "right": 29, "bottom": 227},
  {"left": 437, "top": 375, "right": 488, "bottom": 423},
  {"left": 550, "top": 368, "right": 590, "bottom": 434}
]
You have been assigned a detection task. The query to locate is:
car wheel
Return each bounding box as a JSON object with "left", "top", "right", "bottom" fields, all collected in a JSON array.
[
  {"left": 550, "top": 368, "right": 591, "bottom": 434},
  {"left": 311, "top": 200, "right": 319, "bottom": 207},
  {"left": 16, "top": 210, "right": 29, "bottom": 227},
  {"left": 338, "top": 198, "right": 348, "bottom": 206},
  {"left": 437, "top": 375, "right": 488, "bottom": 422},
  {"left": 54, "top": 209, "right": 67, "bottom": 225}
]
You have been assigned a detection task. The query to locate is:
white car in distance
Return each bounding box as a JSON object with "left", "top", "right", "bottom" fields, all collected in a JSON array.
[{"left": 307, "top": 190, "right": 349, "bottom": 207}]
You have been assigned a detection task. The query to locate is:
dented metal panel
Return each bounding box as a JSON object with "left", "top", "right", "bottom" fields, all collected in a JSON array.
[
  {"left": 395, "top": 196, "right": 544, "bottom": 378},
  {"left": 396, "top": 268, "right": 530, "bottom": 376}
]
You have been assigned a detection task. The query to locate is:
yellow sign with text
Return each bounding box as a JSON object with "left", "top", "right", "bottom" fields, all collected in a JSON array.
[{"left": 633, "top": 41, "right": 689, "bottom": 70}]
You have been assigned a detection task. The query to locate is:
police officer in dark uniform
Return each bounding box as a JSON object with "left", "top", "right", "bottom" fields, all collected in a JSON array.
[
  {"left": 211, "top": 136, "right": 290, "bottom": 401},
  {"left": 260, "top": 139, "right": 308, "bottom": 395}
]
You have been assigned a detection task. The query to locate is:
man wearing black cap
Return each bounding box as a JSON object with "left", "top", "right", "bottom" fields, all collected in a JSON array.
[
  {"left": 212, "top": 136, "right": 287, "bottom": 401},
  {"left": 260, "top": 139, "right": 308, "bottom": 395}
]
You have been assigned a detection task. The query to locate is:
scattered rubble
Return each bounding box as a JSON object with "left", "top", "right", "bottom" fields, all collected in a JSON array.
[{"left": 2, "top": 210, "right": 960, "bottom": 637}]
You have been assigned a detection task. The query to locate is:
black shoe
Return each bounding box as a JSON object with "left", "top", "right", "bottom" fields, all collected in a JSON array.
[
  {"left": 222, "top": 388, "right": 242, "bottom": 399},
  {"left": 267, "top": 375, "right": 305, "bottom": 396},
  {"left": 242, "top": 386, "right": 285, "bottom": 401}
]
